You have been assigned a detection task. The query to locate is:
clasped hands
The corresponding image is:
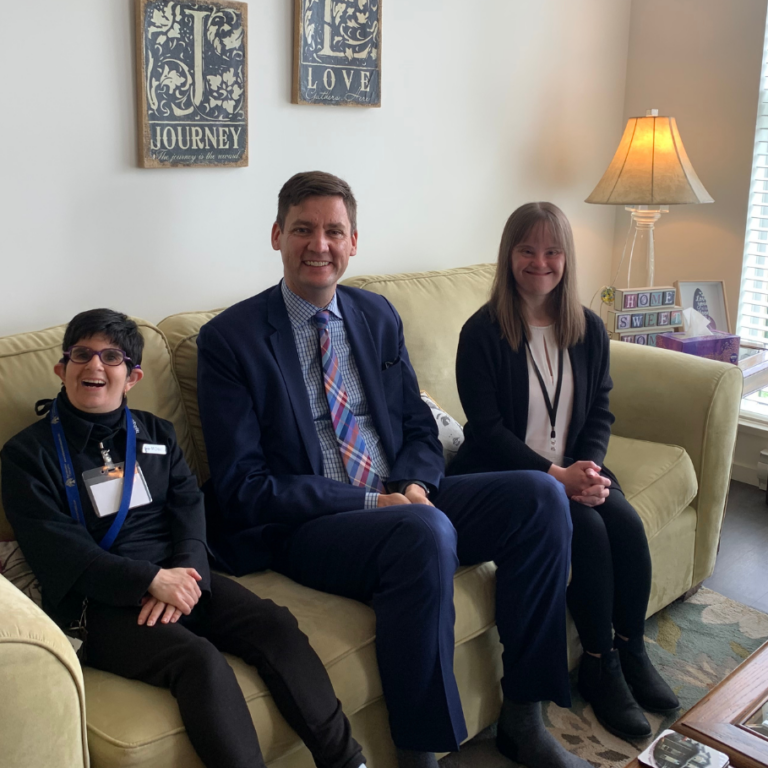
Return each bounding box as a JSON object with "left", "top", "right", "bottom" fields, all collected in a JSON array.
[
  {"left": 377, "top": 483, "right": 433, "bottom": 508},
  {"left": 138, "top": 567, "right": 203, "bottom": 627},
  {"left": 548, "top": 461, "right": 610, "bottom": 507}
]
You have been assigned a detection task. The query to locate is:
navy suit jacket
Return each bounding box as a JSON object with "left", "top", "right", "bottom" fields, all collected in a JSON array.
[{"left": 196, "top": 282, "right": 444, "bottom": 575}]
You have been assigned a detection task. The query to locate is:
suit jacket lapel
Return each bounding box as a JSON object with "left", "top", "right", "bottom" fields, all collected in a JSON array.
[
  {"left": 266, "top": 287, "right": 324, "bottom": 475},
  {"left": 337, "top": 290, "right": 395, "bottom": 459}
]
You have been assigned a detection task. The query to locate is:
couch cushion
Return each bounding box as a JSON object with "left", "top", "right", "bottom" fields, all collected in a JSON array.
[
  {"left": 604, "top": 434, "right": 698, "bottom": 541},
  {"left": 157, "top": 310, "right": 224, "bottom": 485},
  {"left": 82, "top": 562, "right": 497, "bottom": 766},
  {"left": 0, "top": 319, "right": 193, "bottom": 540},
  {"left": 342, "top": 264, "right": 495, "bottom": 424}
]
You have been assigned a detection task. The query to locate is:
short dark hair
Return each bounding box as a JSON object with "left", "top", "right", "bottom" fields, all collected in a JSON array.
[
  {"left": 276, "top": 171, "right": 358, "bottom": 232},
  {"left": 62, "top": 309, "right": 144, "bottom": 371}
]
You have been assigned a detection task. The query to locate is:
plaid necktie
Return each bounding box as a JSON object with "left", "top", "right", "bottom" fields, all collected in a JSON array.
[{"left": 313, "top": 310, "right": 385, "bottom": 492}]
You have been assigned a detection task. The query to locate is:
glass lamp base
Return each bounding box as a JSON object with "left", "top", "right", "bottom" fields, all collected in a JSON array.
[{"left": 615, "top": 206, "right": 668, "bottom": 289}]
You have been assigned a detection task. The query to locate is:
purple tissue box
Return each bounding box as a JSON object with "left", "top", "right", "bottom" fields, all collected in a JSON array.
[{"left": 656, "top": 331, "right": 740, "bottom": 364}]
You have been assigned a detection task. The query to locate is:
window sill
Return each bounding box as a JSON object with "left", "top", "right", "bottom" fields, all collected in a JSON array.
[{"left": 739, "top": 411, "right": 768, "bottom": 435}]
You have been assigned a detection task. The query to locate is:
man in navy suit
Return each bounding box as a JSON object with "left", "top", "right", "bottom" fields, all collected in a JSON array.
[{"left": 197, "top": 172, "right": 589, "bottom": 768}]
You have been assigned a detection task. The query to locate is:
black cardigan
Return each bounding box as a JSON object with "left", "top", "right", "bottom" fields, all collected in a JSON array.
[
  {"left": 1, "top": 393, "right": 211, "bottom": 626},
  {"left": 448, "top": 305, "right": 618, "bottom": 486}
]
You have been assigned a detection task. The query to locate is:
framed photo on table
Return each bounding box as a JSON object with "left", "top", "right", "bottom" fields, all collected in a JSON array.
[{"left": 674, "top": 280, "right": 731, "bottom": 333}]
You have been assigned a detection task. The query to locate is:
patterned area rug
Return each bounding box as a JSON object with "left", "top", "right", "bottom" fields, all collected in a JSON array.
[
  {"left": 440, "top": 588, "right": 768, "bottom": 768},
  {"left": 544, "top": 588, "right": 768, "bottom": 766}
]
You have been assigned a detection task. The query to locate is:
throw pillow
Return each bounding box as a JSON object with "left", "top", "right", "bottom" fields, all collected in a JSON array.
[
  {"left": 421, "top": 391, "right": 464, "bottom": 465},
  {"left": 0, "top": 541, "right": 42, "bottom": 607}
]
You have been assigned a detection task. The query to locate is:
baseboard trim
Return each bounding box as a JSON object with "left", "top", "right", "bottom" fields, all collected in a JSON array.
[{"left": 732, "top": 460, "right": 759, "bottom": 487}]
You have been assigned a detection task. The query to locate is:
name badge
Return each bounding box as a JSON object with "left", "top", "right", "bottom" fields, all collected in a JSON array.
[
  {"left": 82, "top": 463, "right": 153, "bottom": 518},
  {"left": 142, "top": 443, "right": 167, "bottom": 455}
]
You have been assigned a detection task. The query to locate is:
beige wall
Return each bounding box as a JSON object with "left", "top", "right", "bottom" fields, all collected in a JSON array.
[
  {"left": 611, "top": 0, "right": 767, "bottom": 331},
  {"left": 0, "top": 0, "right": 631, "bottom": 336}
]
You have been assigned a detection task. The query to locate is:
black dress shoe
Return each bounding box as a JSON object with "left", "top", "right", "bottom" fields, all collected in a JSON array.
[
  {"left": 617, "top": 641, "right": 680, "bottom": 713},
  {"left": 577, "top": 650, "right": 652, "bottom": 740}
]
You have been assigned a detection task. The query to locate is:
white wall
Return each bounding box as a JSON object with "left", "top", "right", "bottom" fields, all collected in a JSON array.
[
  {"left": 616, "top": 0, "right": 768, "bottom": 488},
  {"left": 0, "top": 0, "right": 631, "bottom": 336},
  {"left": 614, "top": 0, "right": 768, "bottom": 329}
]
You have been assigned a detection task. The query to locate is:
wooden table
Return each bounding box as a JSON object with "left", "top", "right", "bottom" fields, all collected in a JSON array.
[{"left": 623, "top": 639, "right": 768, "bottom": 767}]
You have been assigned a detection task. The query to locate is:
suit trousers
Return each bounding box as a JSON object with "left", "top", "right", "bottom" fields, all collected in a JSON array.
[
  {"left": 83, "top": 572, "right": 363, "bottom": 768},
  {"left": 273, "top": 470, "right": 572, "bottom": 753},
  {"left": 567, "top": 486, "right": 652, "bottom": 655}
]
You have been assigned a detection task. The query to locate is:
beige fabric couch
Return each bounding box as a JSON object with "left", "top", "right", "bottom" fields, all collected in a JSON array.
[{"left": 0, "top": 263, "right": 742, "bottom": 768}]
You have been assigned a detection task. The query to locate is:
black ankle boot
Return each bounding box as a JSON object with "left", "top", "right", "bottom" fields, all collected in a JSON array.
[
  {"left": 615, "top": 636, "right": 680, "bottom": 714},
  {"left": 577, "top": 650, "right": 651, "bottom": 740}
]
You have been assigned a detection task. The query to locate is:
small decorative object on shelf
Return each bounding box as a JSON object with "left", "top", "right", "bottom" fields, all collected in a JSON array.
[
  {"left": 613, "top": 286, "right": 677, "bottom": 311},
  {"left": 607, "top": 306, "right": 683, "bottom": 333},
  {"left": 674, "top": 280, "right": 731, "bottom": 333},
  {"left": 603, "top": 285, "right": 683, "bottom": 343},
  {"left": 600, "top": 286, "right": 615, "bottom": 306},
  {"left": 607, "top": 330, "right": 662, "bottom": 346}
]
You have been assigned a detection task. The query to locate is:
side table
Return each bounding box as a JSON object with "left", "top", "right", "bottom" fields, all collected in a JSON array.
[{"left": 623, "top": 639, "right": 768, "bottom": 767}]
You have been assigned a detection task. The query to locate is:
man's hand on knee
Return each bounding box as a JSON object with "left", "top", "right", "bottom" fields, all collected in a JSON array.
[
  {"left": 403, "top": 484, "right": 434, "bottom": 507},
  {"left": 377, "top": 492, "right": 410, "bottom": 508},
  {"left": 148, "top": 567, "right": 202, "bottom": 615}
]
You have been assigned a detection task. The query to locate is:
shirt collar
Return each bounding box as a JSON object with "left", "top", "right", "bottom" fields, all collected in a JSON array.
[
  {"left": 54, "top": 392, "right": 143, "bottom": 453},
  {"left": 281, "top": 279, "right": 342, "bottom": 329}
]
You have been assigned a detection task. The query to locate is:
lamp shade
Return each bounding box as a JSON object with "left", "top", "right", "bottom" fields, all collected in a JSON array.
[{"left": 586, "top": 114, "right": 714, "bottom": 205}]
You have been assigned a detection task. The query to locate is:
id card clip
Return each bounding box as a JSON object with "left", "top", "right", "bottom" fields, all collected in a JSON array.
[
  {"left": 83, "top": 462, "right": 152, "bottom": 517},
  {"left": 99, "top": 442, "right": 117, "bottom": 471}
]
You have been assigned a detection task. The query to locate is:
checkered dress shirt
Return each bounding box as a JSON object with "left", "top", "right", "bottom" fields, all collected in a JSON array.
[{"left": 281, "top": 281, "right": 390, "bottom": 508}]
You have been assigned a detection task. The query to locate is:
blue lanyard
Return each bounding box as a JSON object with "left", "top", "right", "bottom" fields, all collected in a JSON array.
[{"left": 50, "top": 400, "right": 136, "bottom": 551}]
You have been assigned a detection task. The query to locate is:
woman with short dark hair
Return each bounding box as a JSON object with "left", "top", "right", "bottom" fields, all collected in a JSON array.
[{"left": 1, "top": 308, "right": 365, "bottom": 768}]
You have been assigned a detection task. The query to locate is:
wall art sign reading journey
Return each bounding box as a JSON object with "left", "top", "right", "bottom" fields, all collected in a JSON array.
[
  {"left": 293, "top": 0, "right": 381, "bottom": 107},
  {"left": 136, "top": 0, "right": 248, "bottom": 168}
]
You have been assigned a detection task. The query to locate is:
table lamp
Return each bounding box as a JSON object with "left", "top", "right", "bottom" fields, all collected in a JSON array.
[{"left": 586, "top": 109, "right": 713, "bottom": 288}]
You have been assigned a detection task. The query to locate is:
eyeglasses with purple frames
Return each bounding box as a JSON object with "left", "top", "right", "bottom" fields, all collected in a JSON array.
[{"left": 62, "top": 345, "right": 141, "bottom": 369}]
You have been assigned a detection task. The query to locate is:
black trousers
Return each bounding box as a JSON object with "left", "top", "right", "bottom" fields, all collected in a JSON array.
[
  {"left": 83, "top": 573, "right": 363, "bottom": 768},
  {"left": 275, "top": 471, "right": 573, "bottom": 753},
  {"left": 567, "top": 487, "right": 653, "bottom": 655}
]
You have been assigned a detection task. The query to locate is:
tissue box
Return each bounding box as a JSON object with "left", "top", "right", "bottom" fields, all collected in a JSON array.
[{"left": 656, "top": 331, "right": 740, "bottom": 364}]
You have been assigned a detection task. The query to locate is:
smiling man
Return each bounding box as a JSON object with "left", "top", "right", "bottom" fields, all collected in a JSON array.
[
  {"left": 197, "top": 172, "right": 588, "bottom": 768},
  {"left": 1, "top": 308, "right": 365, "bottom": 768}
]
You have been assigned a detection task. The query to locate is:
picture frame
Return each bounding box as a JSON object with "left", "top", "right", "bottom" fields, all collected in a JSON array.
[
  {"left": 674, "top": 280, "right": 731, "bottom": 334},
  {"left": 292, "top": 0, "right": 382, "bottom": 107},
  {"left": 135, "top": 0, "right": 248, "bottom": 168}
]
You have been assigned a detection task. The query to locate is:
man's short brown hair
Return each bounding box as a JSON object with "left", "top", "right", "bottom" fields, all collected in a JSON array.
[{"left": 276, "top": 171, "right": 358, "bottom": 232}]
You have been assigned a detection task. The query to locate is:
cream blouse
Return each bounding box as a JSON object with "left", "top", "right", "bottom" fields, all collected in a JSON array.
[{"left": 524, "top": 325, "right": 574, "bottom": 466}]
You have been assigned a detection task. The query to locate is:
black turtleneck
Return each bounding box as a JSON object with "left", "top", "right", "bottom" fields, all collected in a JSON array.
[{"left": 1, "top": 391, "right": 210, "bottom": 627}]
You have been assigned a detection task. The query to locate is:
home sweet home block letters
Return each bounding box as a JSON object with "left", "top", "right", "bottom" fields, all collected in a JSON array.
[
  {"left": 293, "top": 0, "right": 381, "bottom": 107},
  {"left": 136, "top": 0, "right": 248, "bottom": 167}
]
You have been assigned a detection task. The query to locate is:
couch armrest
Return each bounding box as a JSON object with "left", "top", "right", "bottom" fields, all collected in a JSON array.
[
  {"left": 608, "top": 342, "right": 743, "bottom": 586},
  {"left": 0, "top": 575, "right": 89, "bottom": 767}
]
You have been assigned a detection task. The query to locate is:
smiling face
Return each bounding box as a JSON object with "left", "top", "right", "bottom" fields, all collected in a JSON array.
[
  {"left": 54, "top": 334, "right": 143, "bottom": 413},
  {"left": 271, "top": 195, "right": 358, "bottom": 307},
  {"left": 510, "top": 221, "right": 566, "bottom": 304}
]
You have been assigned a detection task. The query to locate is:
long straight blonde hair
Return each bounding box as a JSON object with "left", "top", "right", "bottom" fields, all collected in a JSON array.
[{"left": 488, "top": 202, "right": 585, "bottom": 350}]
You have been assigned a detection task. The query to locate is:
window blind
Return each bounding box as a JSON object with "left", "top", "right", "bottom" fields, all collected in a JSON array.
[{"left": 737, "top": 20, "right": 768, "bottom": 343}]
